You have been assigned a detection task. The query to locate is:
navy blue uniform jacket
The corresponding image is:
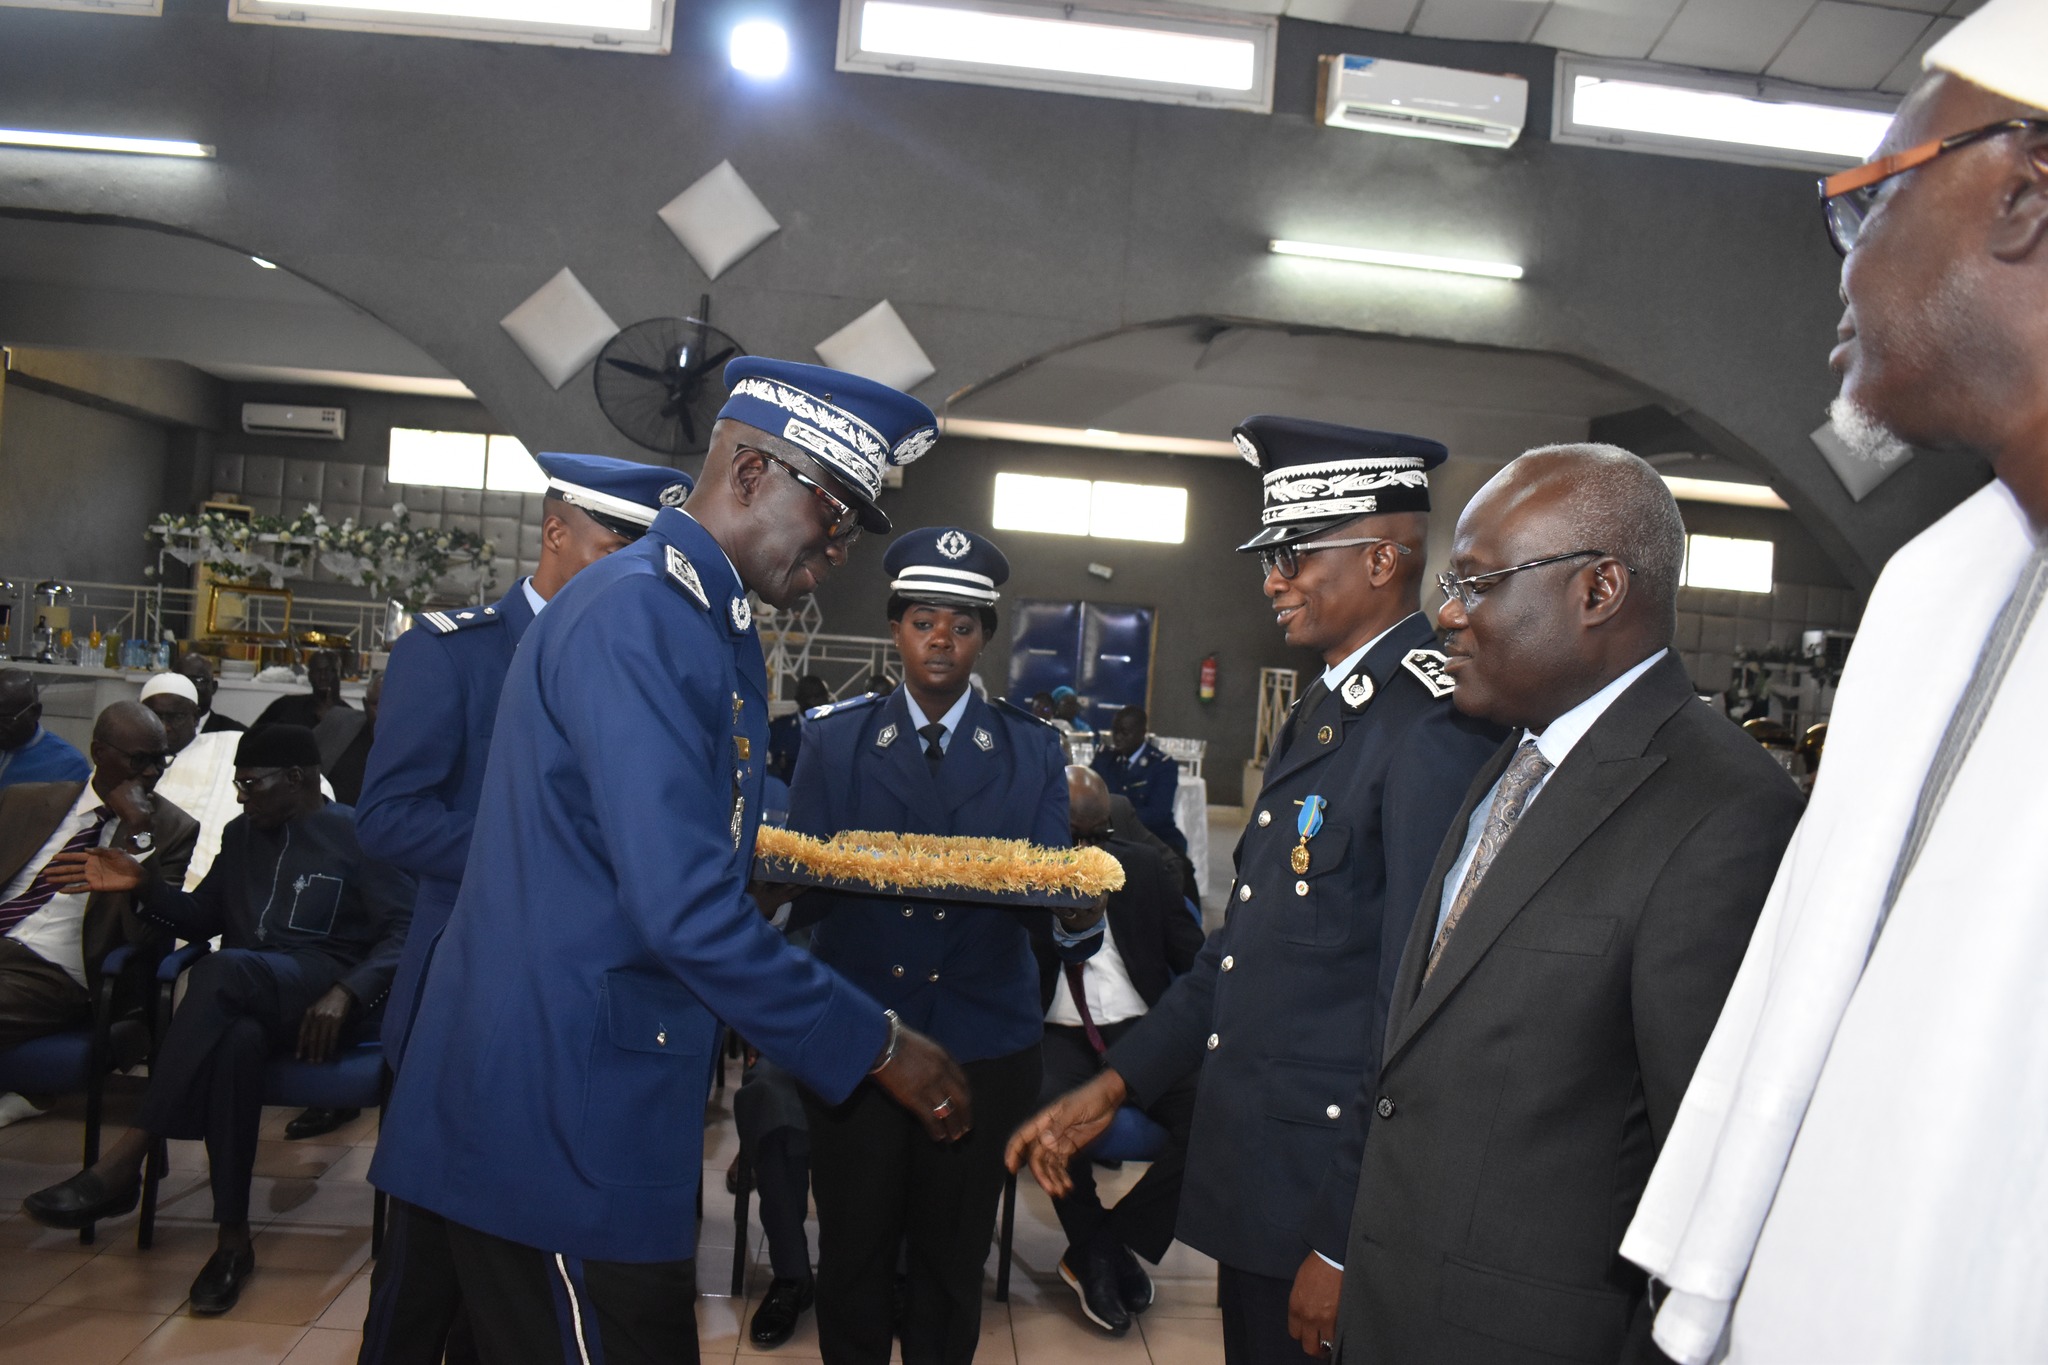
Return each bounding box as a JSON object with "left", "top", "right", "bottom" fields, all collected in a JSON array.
[
  {"left": 1093, "top": 740, "right": 1183, "bottom": 852},
  {"left": 1105, "top": 612, "right": 1504, "bottom": 1279},
  {"left": 356, "top": 582, "right": 536, "bottom": 1066},
  {"left": 789, "top": 688, "right": 1068, "bottom": 1064},
  {"left": 370, "top": 510, "right": 888, "bottom": 1264}
]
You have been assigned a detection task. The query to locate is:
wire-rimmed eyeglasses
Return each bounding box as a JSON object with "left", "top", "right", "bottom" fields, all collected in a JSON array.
[
  {"left": 1256, "top": 536, "right": 1412, "bottom": 581},
  {"left": 1437, "top": 549, "right": 1629, "bottom": 611},
  {"left": 1819, "top": 118, "right": 2048, "bottom": 256},
  {"left": 747, "top": 446, "right": 861, "bottom": 544}
]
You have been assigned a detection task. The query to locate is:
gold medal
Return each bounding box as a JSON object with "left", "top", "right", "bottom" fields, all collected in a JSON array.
[{"left": 1291, "top": 841, "right": 1311, "bottom": 875}]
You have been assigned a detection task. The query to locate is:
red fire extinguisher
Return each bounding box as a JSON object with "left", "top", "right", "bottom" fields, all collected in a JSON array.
[{"left": 1197, "top": 653, "right": 1218, "bottom": 703}]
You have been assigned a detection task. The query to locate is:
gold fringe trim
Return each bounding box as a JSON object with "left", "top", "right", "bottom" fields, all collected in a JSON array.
[{"left": 755, "top": 826, "right": 1125, "bottom": 899}]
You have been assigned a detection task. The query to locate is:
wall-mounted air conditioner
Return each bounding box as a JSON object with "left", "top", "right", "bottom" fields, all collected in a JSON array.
[
  {"left": 1318, "top": 55, "right": 1527, "bottom": 150},
  {"left": 242, "top": 403, "right": 346, "bottom": 440}
]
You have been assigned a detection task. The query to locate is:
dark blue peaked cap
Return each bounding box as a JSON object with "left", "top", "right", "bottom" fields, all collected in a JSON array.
[
  {"left": 719, "top": 357, "right": 939, "bottom": 536},
  {"left": 883, "top": 527, "right": 1009, "bottom": 606},
  {"left": 1231, "top": 416, "right": 1448, "bottom": 552},
  {"left": 536, "top": 452, "right": 692, "bottom": 537}
]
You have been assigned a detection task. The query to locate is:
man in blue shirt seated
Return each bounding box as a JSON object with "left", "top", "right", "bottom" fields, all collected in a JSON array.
[
  {"left": 0, "top": 670, "right": 90, "bottom": 790},
  {"left": 1091, "top": 706, "right": 1184, "bottom": 856},
  {"left": 20, "top": 724, "right": 412, "bottom": 1317}
]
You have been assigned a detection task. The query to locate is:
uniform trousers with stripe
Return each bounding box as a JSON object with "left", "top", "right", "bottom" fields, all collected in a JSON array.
[
  {"left": 803, "top": 1044, "right": 1041, "bottom": 1365},
  {"left": 139, "top": 947, "right": 338, "bottom": 1225},
  {"left": 441, "top": 1218, "right": 698, "bottom": 1365}
]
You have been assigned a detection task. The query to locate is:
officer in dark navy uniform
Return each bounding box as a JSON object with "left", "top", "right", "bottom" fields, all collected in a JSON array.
[
  {"left": 1092, "top": 705, "right": 1184, "bottom": 855},
  {"left": 1009, "top": 417, "right": 1506, "bottom": 1365},
  {"left": 789, "top": 527, "right": 1083, "bottom": 1365},
  {"left": 368, "top": 361, "right": 973, "bottom": 1365},
  {"left": 354, "top": 452, "right": 683, "bottom": 1365}
]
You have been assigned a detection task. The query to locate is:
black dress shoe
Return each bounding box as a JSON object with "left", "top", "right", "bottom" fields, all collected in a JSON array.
[
  {"left": 188, "top": 1246, "right": 257, "bottom": 1315},
  {"left": 1112, "top": 1242, "right": 1154, "bottom": 1315},
  {"left": 283, "top": 1106, "right": 361, "bottom": 1141},
  {"left": 1059, "top": 1243, "right": 1131, "bottom": 1337},
  {"left": 22, "top": 1169, "right": 140, "bottom": 1230},
  {"left": 749, "top": 1276, "right": 814, "bottom": 1347}
]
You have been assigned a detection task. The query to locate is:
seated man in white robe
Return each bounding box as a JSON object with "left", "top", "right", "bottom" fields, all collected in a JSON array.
[{"left": 1622, "top": 3, "right": 2048, "bottom": 1360}]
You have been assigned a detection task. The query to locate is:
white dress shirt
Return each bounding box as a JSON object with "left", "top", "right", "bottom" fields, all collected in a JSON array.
[
  {"left": 1, "top": 785, "right": 117, "bottom": 986},
  {"left": 1046, "top": 918, "right": 1150, "bottom": 1028}
]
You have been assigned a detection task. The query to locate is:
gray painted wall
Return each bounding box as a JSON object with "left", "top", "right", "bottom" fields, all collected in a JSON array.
[
  {"left": 0, "top": 383, "right": 171, "bottom": 586},
  {"left": 0, "top": 3, "right": 1989, "bottom": 590}
]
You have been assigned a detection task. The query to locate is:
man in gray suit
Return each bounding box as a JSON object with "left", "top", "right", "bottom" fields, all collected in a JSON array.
[{"left": 1333, "top": 444, "right": 1803, "bottom": 1364}]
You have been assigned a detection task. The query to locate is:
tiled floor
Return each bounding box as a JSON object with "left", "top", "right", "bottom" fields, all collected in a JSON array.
[{"left": 0, "top": 807, "right": 1247, "bottom": 1363}]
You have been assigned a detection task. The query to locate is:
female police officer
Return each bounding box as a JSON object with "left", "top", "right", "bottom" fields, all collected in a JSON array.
[{"left": 789, "top": 527, "right": 1071, "bottom": 1364}]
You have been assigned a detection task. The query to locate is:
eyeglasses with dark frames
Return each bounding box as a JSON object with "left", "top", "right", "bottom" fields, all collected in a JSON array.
[
  {"left": 0, "top": 699, "right": 40, "bottom": 726},
  {"left": 1819, "top": 118, "right": 2048, "bottom": 256},
  {"left": 745, "top": 446, "right": 861, "bottom": 544},
  {"left": 1256, "top": 536, "right": 1413, "bottom": 581},
  {"left": 231, "top": 768, "right": 294, "bottom": 794},
  {"left": 1437, "top": 549, "right": 1631, "bottom": 611}
]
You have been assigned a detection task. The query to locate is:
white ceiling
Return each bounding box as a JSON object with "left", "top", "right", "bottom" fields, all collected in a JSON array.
[{"left": 1207, "top": 0, "right": 1983, "bottom": 92}]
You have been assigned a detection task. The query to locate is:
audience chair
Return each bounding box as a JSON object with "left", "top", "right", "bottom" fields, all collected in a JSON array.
[
  {"left": 145, "top": 942, "right": 390, "bottom": 1255},
  {"left": 994, "top": 1105, "right": 1169, "bottom": 1302},
  {"left": 0, "top": 943, "right": 155, "bottom": 1246}
]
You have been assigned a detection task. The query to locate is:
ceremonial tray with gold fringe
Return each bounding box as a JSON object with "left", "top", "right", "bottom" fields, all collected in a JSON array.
[{"left": 752, "top": 827, "right": 1124, "bottom": 909}]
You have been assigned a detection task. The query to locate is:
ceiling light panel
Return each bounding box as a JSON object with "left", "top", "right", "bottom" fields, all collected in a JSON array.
[
  {"left": 838, "top": 0, "right": 1276, "bottom": 114},
  {"left": 228, "top": 0, "right": 672, "bottom": 55},
  {"left": 1554, "top": 55, "right": 1896, "bottom": 172},
  {"left": 0, "top": 128, "right": 212, "bottom": 157},
  {"left": 1269, "top": 239, "right": 1524, "bottom": 280}
]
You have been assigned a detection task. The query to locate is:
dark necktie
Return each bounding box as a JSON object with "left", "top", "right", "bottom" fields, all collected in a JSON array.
[
  {"left": 1278, "top": 678, "right": 1330, "bottom": 760},
  {"left": 0, "top": 806, "right": 112, "bottom": 933},
  {"left": 1062, "top": 961, "right": 1107, "bottom": 1054},
  {"left": 919, "top": 722, "right": 947, "bottom": 773}
]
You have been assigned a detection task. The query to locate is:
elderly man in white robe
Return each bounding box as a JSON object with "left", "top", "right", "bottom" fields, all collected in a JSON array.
[{"left": 1622, "top": 3, "right": 2048, "bottom": 1361}]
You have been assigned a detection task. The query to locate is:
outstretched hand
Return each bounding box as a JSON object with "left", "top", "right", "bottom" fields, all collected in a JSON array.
[
  {"left": 870, "top": 1023, "right": 975, "bottom": 1143},
  {"left": 46, "top": 847, "right": 146, "bottom": 896},
  {"left": 1003, "top": 1069, "right": 1125, "bottom": 1198}
]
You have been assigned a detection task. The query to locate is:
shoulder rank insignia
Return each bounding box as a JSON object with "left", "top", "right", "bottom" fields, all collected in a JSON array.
[
  {"left": 664, "top": 545, "right": 709, "bottom": 610},
  {"left": 1402, "top": 648, "right": 1455, "bottom": 698},
  {"left": 416, "top": 607, "right": 502, "bottom": 636},
  {"left": 1341, "top": 673, "right": 1375, "bottom": 710},
  {"left": 876, "top": 723, "right": 899, "bottom": 748},
  {"left": 973, "top": 727, "right": 994, "bottom": 751},
  {"left": 804, "top": 692, "right": 882, "bottom": 723}
]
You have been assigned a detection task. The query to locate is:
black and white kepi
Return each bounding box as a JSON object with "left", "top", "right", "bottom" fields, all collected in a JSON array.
[
  {"left": 1232, "top": 416, "right": 1448, "bottom": 552},
  {"left": 883, "top": 526, "right": 1010, "bottom": 607}
]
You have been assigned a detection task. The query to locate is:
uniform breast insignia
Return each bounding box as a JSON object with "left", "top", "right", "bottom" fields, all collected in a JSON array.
[
  {"left": 1402, "top": 648, "right": 1455, "bottom": 698},
  {"left": 734, "top": 736, "right": 751, "bottom": 760},
  {"left": 1341, "top": 673, "right": 1375, "bottom": 710},
  {"left": 729, "top": 596, "right": 753, "bottom": 632},
  {"left": 664, "top": 546, "right": 709, "bottom": 610},
  {"left": 730, "top": 792, "right": 745, "bottom": 849},
  {"left": 973, "top": 727, "right": 993, "bottom": 751},
  {"left": 1291, "top": 795, "right": 1326, "bottom": 875},
  {"left": 877, "top": 723, "right": 899, "bottom": 749}
]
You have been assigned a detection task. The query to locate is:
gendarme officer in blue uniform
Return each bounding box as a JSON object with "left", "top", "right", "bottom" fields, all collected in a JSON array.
[
  {"left": 1009, "top": 417, "right": 1505, "bottom": 1365},
  {"left": 788, "top": 528, "right": 1075, "bottom": 1365},
  {"left": 369, "top": 360, "right": 974, "bottom": 1365},
  {"left": 356, "top": 452, "right": 684, "bottom": 1365}
]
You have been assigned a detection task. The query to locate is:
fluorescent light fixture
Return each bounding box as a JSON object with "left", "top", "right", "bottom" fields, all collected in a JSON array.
[
  {"left": 0, "top": 128, "right": 213, "bottom": 158},
  {"left": 838, "top": 0, "right": 1275, "bottom": 114},
  {"left": 1090, "top": 480, "right": 1186, "bottom": 544},
  {"left": 1661, "top": 475, "right": 1788, "bottom": 510},
  {"left": 944, "top": 417, "right": 1237, "bottom": 458},
  {"left": 484, "top": 435, "right": 548, "bottom": 494},
  {"left": 250, "top": 256, "right": 278, "bottom": 270},
  {"left": 229, "top": 0, "right": 671, "bottom": 54},
  {"left": 389, "top": 428, "right": 486, "bottom": 490},
  {"left": 1681, "top": 534, "right": 1774, "bottom": 594},
  {"left": 1554, "top": 55, "right": 1895, "bottom": 172},
  {"left": 730, "top": 19, "right": 790, "bottom": 77},
  {"left": 993, "top": 472, "right": 1091, "bottom": 537},
  {"left": 1269, "top": 239, "right": 1523, "bottom": 281}
]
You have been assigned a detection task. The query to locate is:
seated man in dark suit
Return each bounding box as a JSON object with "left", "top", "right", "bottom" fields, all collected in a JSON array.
[
  {"left": 1092, "top": 706, "right": 1184, "bottom": 855},
  {"left": 0, "top": 701, "right": 199, "bottom": 1123},
  {"left": 1032, "top": 766, "right": 1204, "bottom": 1338},
  {"left": 22, "top": 725, "right": 412, "bottom": 1317},
  {"left": 1332, "top": 445, "right": 1804, "bottom": 1364}
]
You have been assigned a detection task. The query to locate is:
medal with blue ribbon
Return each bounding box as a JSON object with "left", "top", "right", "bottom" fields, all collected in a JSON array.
[{"left": 1291, "top": 795, "right": 1326, "bottom": 875}]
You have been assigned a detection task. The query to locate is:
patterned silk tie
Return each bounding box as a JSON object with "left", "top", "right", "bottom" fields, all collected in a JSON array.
[
  {"left": 1425, "top": 742, "right": 1552, "bottom": 982},
  {"left": 0, "top": 805, "right": 112, "bottom": 933},
  {"left": 918, "top": 722, "right": 947, "bottom": 773}
]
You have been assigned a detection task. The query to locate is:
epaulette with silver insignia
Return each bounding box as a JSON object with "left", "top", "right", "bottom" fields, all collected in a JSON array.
[
  {"left": 416, "top": 606, "right": 502, "bottom": 636},
  {"left": 803, "top": 692, "right": 884, "bottom": 723},
  {"left": 663, "top": 545, "right": 709, "bottom": 610},
  {"left": 993, "top": 697, "right": 1055, "bottom": 728},
  {"left": 1401, "top": 648, "right": 1455, "bottom": 699}
]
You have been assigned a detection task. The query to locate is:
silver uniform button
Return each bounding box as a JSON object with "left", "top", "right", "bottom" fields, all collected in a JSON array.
[
  {"left": 1238, "top": 885, "right": 1251, "bottom": 902},
  {"left": 1221, "top": 955, "right": 1234, "bottom": 971},
  {"left": 1206, "top": 1033, "right": 1220, "bottom": 1050},
  {"left": 892, "top": 965, "right": 905, "bottom": 978},
  {"left": 1295, "top": 880, "right": 1309, "bottom": 896},
  {"left": 934, "top": 909, "right": 946, "bottom": 920},
  {"left": 927, "top": 971, "right": 940, "bottom": 983},
  {"left": 903, "top": 906, "right": 914, "bottom": 917},
  {"left": 1257, "top": 810, "right": 1271, "bottom": 827},
  {"left": 1326, "top": 1104, "right": 1341, "bottom": 1120}
]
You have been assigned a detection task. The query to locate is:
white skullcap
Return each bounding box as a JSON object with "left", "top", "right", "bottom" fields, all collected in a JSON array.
[
  {"left": 138, "top": 672, "right": 199, "bottom": 706},
  {"left": 1925, "top": 0, "right": 2048, "bottom": 113}
]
